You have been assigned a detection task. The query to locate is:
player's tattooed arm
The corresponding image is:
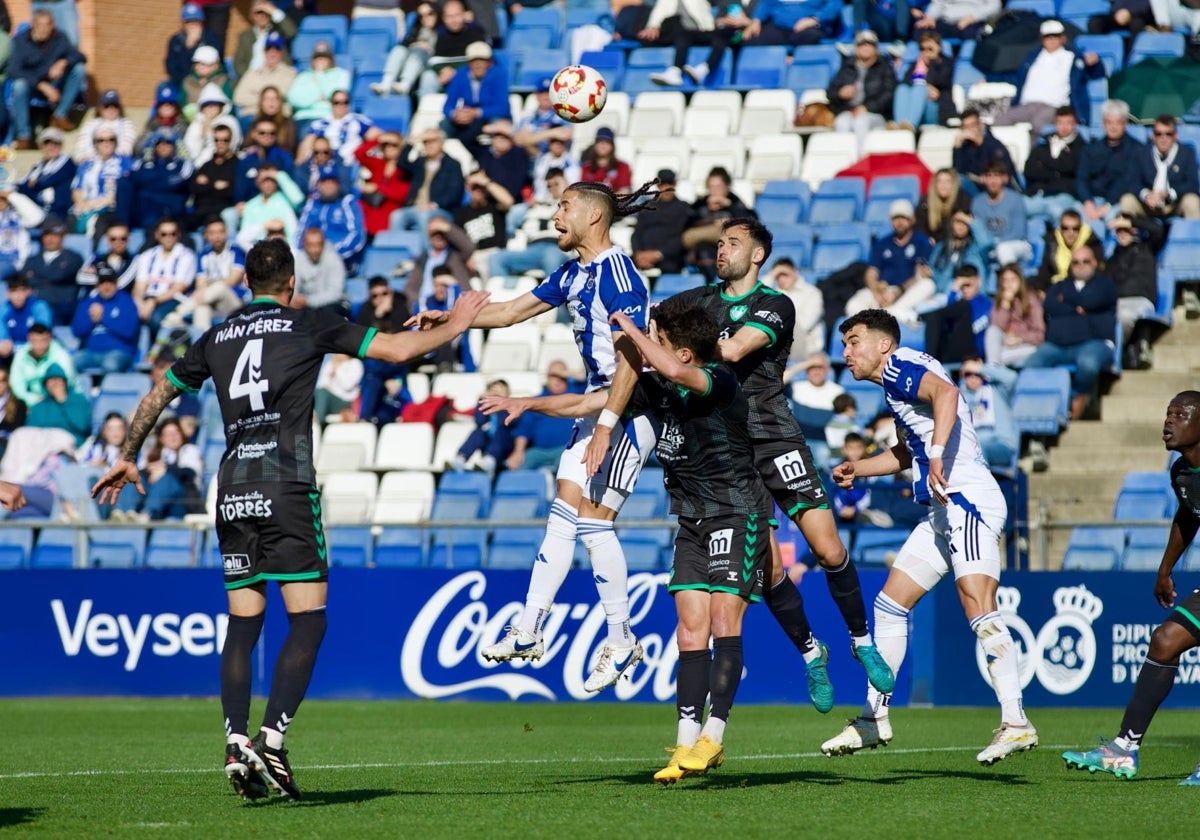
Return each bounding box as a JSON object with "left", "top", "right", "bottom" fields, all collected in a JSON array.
[{"left": 120, "top": 377, "right": 182, "bottom": 462}]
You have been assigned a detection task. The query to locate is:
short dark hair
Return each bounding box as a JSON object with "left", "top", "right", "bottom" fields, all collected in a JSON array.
[
  {"left": 721, "top": 217, "right": 773, "bottom": 264},
  {"left": 1055, "top": 105, "right": 1076, "bottom": 119},
  {"left": 707, "top": 166, "right": 732, "bottom": 186},
  {"left": 104, "top": 411, "right": 125, "bottom": 424},
  {"left": 961, "top": 107, "right": 981, "bottom": 122},
  {"left": 545, "top": 166, "right": 565, "bottom": 182},
  {"left": 201, "top": 214, "right": 225, "bottom": 230},
  {"left": 652, "top": 295, "right": 719, "bottom": 364},
  {"left": 431, "top": 264, "right": 455, "bottom": 277},
  {"left": 953, "top": 263, "right": 980, "bottom": 279},
  {"left": 28, "top": 322, "right": 51, "bottom": 336},
  {"left": 1172, "top": 390, "right": 1200, "bottom": 409},
  {"left": 367, "top": 275, "right": 390, "bottom": 290},
  {"left": 839, "top": 308, "right": 900, "bottom": 346},
  {"left": 983, "top": 160, "right": 1008, "bottom": 176},
  {"left": 832, "top": 393, "right": 857, "bottom": 414},
  {"left": 843, "top": 431, "right": 866, "bottom": 447},
  {"left": 1155, "top": 114, "right": 1177, "bottom": 129},
  {"left": 244, "top": 238, "right": 294, "bottom": 295},
  {"left": 1060, "top": 209, "right": 1082, "bottom": 225},
  {"left": 772, "top": 257, "right": 796, "bottom": 270}
]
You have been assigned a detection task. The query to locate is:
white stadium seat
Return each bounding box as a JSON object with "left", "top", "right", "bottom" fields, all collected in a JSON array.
[
  {"left": 863, "top": 128, "right": 916, "bottom": 154},
  {"left": 990, "top": 123, "right": 1033, "bottom": 175},
  {"left": 322, "top": 471, "right": 379, "bottom": 524},
  {"left": 430, "top": 420, "right": 476, "bottom": 471},
  {"left": 432, "top": 371, "right": 487, "bottom": 410},
  {"left": 406, "top": 371, "right": 430, "bottom": 405},
  {"left": 570, "top": 91, "right": 630, "bottom": 149},
  {"left": 740, "top": 89, "right": 796, "bottom": 138},
  {"left": 633, "top": 150, "right": 691, "bottom": 190},
  {"left": 630, "top": 91, "right": 686, "bottom": 136},
  {"left": 374, "top": 422, "right": 435, "bottom": 470},
  {"left": 747, "top": 133, "right": 805, "bottom": 189},
  {"left": 688, "top": 90, "right": 743, "bottom": 134},
  {"left": 916, "top": 126, "right": 956, "bottom": 172},
  {"left": 316, "top": 422, "right": 378, "bottom": 475},
  {"left": 374, "top": 470, "right": 435, "bottom": 523},
  {"left": 799, "top": 131, "right": 855, "bottom": 189}
]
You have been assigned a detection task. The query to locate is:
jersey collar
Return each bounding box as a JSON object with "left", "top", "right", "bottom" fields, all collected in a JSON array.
[{"left": 720, "top": 281, "right": 762, "bottom": 302}]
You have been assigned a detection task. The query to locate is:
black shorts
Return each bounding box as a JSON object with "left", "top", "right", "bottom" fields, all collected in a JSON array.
[
  {"left": 1167, "top": 588, "right": 1200, "bottom": 642},
  {"left": 668, "top": 513, "right": 768, "bottom": 602},
  {"left": 217, "top": 483, "right": 328, "bottom": 590},
  {"left": 753, "top": 438, "right": 830, "bottom": 519}
]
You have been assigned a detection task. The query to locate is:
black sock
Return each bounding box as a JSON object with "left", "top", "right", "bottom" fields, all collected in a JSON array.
[
  {"left": 824, "top": 553, "right": 869, "bottom": 638},
  {"left": 1118, "top": 657, "right": 1178, "bottom": 747},
  {"left": 765, "top": 575, "right": 815, "bottom": 654},
  {"left": 261, "top": 608, "right": 328, "bottom": 739},
  {"left": 676, "top": 649, "right": 711, "bottom": 726},
  {"left": 221, "top": 612, "right": 265, "bottom": 739},
  {"left": 708, "top": 636, "right": 743, "bottom": 722}
]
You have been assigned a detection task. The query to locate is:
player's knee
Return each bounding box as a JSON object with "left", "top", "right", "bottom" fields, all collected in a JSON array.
[
  {"left": 578, "top": 518, "right": 615, "bottom": 552},
  {"left": 1150, "top": 622, "right": 1192, "bottom": 662},
  {"left": 287, "top": 607, "right": 328, "bottom": 643}
]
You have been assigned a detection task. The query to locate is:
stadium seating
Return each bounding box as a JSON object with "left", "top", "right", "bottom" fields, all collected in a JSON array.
[
  {"left": 322, "top": 471, "right": 379, "bottom": 524},
  {"left": 746, "top": 133, "right": 804, "bottom": 188},
  {"left": 617, "top": 526, "right": 673, "bottom": 571},
  {"left": 316, "top": 423, "right": 378, "bottom": 475},
  {"left": 1121, "top": 526, "right": 1169, "bottom": 571},
  {"left": 1061, "top": 527, "right": 1126, "bottom": 571},
  {"left": 729, "top": 45, "right": 790, "bottom": 90},
  {"left": 87, "top": 527, "right": 146, "bottom": 568},
  {"left": 1128, "top": 31, "right": 1185, "bottom": 64},
  {"left": 1012, "top": 367, "right": 1072, "bottom": 437},
  {"left": 374, "top": 527, "right": 427, "bottom": 567},
  {"left": 488, "top": 526, "right": 543, "bottom": 569},
  {"left": 144, "top": 529, "right": 201, "bottom": 568},
  {"left": 0, "top": 529, "right": 33, "bottom": 568},
  {"left": 327, "top": 525, "right": 373, "bottom": 567},
  {"left": 430, "top": 421, "right": 477, "bottom": 472}
]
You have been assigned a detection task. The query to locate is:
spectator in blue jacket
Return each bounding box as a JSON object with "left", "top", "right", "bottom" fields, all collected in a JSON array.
[
  {"left": 994, "top": 20, "right": 1104, "bottom": 136},
  {"left": 928, "top": 210, "right": 991, "bottom": 296},
  {"left": 70, "top": 263, "right": 140, "bottom": 374},
  {"left": 165, "top": 3, "right": 223, "bottom": 89},
  {"left": 8, "top": 11, "right": 87, "bottom": 150},
  {"left": 746, "top": 0, "right": 843, "bottom": 46},
  {"left": 0, "top": 275, "right": 53, "bottom": 367},
  {"left": 958, "top": 355, "right": 1018, "bottom": 470},
  {"left": 122, "top": 131, "right": 194, "bottom": 234},
  {"left": 295, "top": 169, "right": 366, "bottom": 270},
  {"left": 442, "top": 41, "right": 511, "bottom": 146},
  {"left": 18, "top": 127, "right": 76, "bottom": 220},
  {"left": 1118, "top": 113, "right": 1200, "bottom": 221},
  {"left": 1023, "top": 245, "right": 1117, "bottom": 419},
  {"left": 1077, "top": 99, "right": 1144, "bottom": 236},
  {"left": 395, "top": 128, "right": 466, "bottom": 246},
  {"left": 233, "top": 118, "right": 296, "bottom": 205}
]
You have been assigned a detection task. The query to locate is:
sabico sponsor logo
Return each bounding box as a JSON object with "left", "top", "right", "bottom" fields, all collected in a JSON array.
[
  {"left": 400, "top": 572, "right": 678, "bottom": 702},
  {"left": 50, "top": 599, "right": 228, "bottom": 672},
  {"left": 220, "top": 489, "right": 273, "bottom": 520},
  {"left": 236, "top": 441, "right": 277, "bottom": 460}
]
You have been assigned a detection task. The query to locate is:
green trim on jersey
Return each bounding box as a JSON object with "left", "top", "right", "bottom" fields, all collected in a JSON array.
[
  {"left": 165, "top": 367, "right": 199, "bottom": 394},
  {"left": 249, "top": 296, "right": 280, "bottom": 305},
  {"left": 225, "top": 570, "right": 323, "bottom": 590},
  {"left": 310, "top": 489, "right": 328, "bottom": 562},
  {"left": 719, "top": 281, "right": 763, "bottom": 302},
  {"left": 697, "top": 366, "right": 713, "bottom": 397},
  {"left": 357, "top": 326, "right": 378, "bottom": 360},
  {"left": 1175, "top": 606, "right": 1200, "bottom": 633},
  {"left": 787, "top": 500, "right": 831, "bottom": 516},
  {"left": 744, "top": 320, "right": 777, "bottom": 347},
  {"left": 742, "top": 513, "right": 760, "bottom": 582}
]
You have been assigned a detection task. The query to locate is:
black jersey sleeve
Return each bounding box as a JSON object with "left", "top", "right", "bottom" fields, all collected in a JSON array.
[
  {"left": 166, "top": 332, "right": 211, "bottom": 394},
  {"left": 628, "top": 371, "right": 667, "bottom": 421},
  {"left": 1171, "top": 458, "right": 1200, "bottom": 531},
  {"left": 310, "top": 308, "right": 378, "bottom": 359},
  {"left": 700, "top": 364, "right": 740, "bottom": 409},
  {"left": 742, "top": 291, "right": 795, "bottom": 349}
]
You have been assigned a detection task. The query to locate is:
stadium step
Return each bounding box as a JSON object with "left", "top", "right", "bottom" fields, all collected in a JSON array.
[
  {"left": 1036, "top": 445, "right": 1165, "bottom": 475},
  {"left": 1053, "top": 421, "right": 1161, "bottom": 449},
  {"left": 1108, "top": 371, "right": 1200, "bottom": 399}
]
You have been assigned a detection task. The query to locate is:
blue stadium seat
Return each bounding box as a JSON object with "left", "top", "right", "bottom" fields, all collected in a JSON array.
[
  {"left": 785, "top": 62, "right": 832, "bottom": 94},
  {"left": 488, "top": 495, "right": 543, "bottom": 522},
  {"left": 31, "top": 527, "right": 76, "bottom": 568},
  {"left": 358, "top": 245, "right": 412, "bottom": 281},
  {"left": 897, "top": 320, "right": 925, "bottom": 353},
  {"left": 1114, "top": 488, "right": 1175, "bottom": 520},
  {"left": 623, "top": 467, "right": 667, "bottom": 520},
  {"left": 868, "top": 175, "right": 920, "bottom": 205},
  {"left": 579, "top": 50, "right": 625, "bottom": 91},
  {"left": 617, "top": 526, "right": 673, "bottom": 571},
  {"left": 1122, "top": 471, "right": 1174, "bottom": 492},
  {"left": 853, "top": 527, "right": 910, "bottom": 566},
  {"left": 100, "top": 372, "right": 151, "bottom": 396},
  {"left": 814, "top": 177, "right": 866, "bottom": 217},
  {"left": 437, "top": 472, "right": 492, "bottom": 516},
  {"left": 756, "top": 194, "right": 808, "bottom": 226},
  {"left": 88, "top": 527, "right": 146, "bottom": 568},
  {"left": 289, "top": 32, "right": 329, "bottom": 67},
  {"left": 1012, "top": 366, "right": 1071, "bottom": 436},
  {"left": 430, "top": 528, "right": 488, "bottom": 567},
  {"left": 808, "top": 195, "right": 859, "bottom": 226},
  {"left": 771, "top": 223, "right": 815, "bottom": 268},
  {"left": 298, "top": 14, "right": 348, "bottom": 52},
  {"left": 349, "top": 15, "right": 398, "bottom": 41},
  {"left": 1005, "top": 0, "right": 1055, "bottom": 16},
  {"left": 488, "top": 526, "right": 542, "bottom": 569},
  {"left": 1167, "top": 219, "right": 1200, "bottom": 244},
  {"left": 350, "top": 74, "right": 383, "bottom": 112},
  {"left": 1157, "top": 241, "right": 1200, "bottom": 291},
  {"left": 53, "top": 464, "right": 104, "bottom": 523},
  {"left": 626, "top": 47, "right": 674, "bottom": 70},
  {"left": 792, "top": 45, "right": 842, "bottom": 82},
  {"left": 493, "top": 470, "right": 553, "bottom": 513},
  {"left": 1128, "top": 31, "right": 1185, "bottom": 64},
  {"left": 145, "top": 528, "right": 201, "bottom": 568},
  {"left": 1074, "top": 33, "right": 1124, "bottom": 75},
  {"left": 1122, "top": 526, "right": 1169, "bottom": 571},
  {"left": 509, "top": 7, "right": 562, "bottom": 49},
  {"left": 567, "top": 8, "right": 614, "bottom": 31},
  {"left": 683, "top": 47, "right": 733, "bottom": 87},
  {"left": 653, "top": 274, "right": 705, "bottom": 299},
  {"left": 327, "top": 525, "right": 373, "bottom": 567},
  {"left": 730, "top": 45, "right": 790, "bottom": 89},
  {"left": 349, "top": 34, "right": 391, "bottom": 76},
  {"left": 952, "top": 58, "right": 985, "bottom": 89},
  {"left": 1061, "top": 526, "right": 1126, "bottom": 571},
  {"left": 515, "top": 51, "right": 570, "bottom": 91},
  {"left": 374, "top": 527, "right": 426, "bottom": 567},
  {"left": 360, "top": 94, "right": 411, "bottom": 134},
  {"left": 813, "top": 221, "right": 871, "bottom": 251},
  {"left": 810, "top": 242, "right": 866, "bottom": 281},
  {"left": 0, "top": 528, "right": 32, "bottom": 568},
  {"left": 841, "top": 381, "right": 885, "bottom": 424}
]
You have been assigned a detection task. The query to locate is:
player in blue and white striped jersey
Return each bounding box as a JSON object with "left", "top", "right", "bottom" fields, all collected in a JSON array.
[
  {"left": 411, "top": 179, "right": 662, "bottom": 693},
  {"left": 821, "top": 308, "right": 1038, "bottom": 766}
]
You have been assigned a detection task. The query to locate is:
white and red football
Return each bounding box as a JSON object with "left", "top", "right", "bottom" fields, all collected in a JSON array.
[{"left": 549, "top": 64, "right": 608, "bottom": 124}]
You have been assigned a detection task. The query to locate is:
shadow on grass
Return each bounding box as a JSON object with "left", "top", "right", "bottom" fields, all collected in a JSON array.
[
  {"left": 253, "top": 789, "right": 402, "bottom": 807},
  {"left": 554, "top": 766, "right": 1031, "bottom": 789},
  {"left": 0, "top": 807, "right": 44, "bottom": 828}
]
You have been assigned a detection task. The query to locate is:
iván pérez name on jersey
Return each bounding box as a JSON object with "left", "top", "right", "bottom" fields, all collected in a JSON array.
[{"left": 213, "top": 316, "right": 295, "bottom": 344}]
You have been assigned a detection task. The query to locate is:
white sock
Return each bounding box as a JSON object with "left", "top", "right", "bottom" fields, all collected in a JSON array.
[
  {"left": 517, "top": 499, "right": 578, "bottom": 636},
  {"left": 676, "top": 718, "right": 701, "bottom": 748},
  {"left": 865, "top": 592, "right": 909, "bottom": 721},
  {"left": 1113, "top": 736, "right": 1138, "bottom": 751},
  {"left": 851, "top": 632, "right": 875, "bottom": 647},
  {"left": 227, "top": 732, "right": 249, "bottom": 748},
  {"left": 801, "top": 635, "right": 821, "bottom": 664},
  {"left": 971, "top": 610, "right": 1027, "bottom": 726},
  {"left": 578, "top": 517, "right": 633, "bottom": 647},
  {"left": 260, "top": 727, "right": 284, "bottom": 749},
  {"left": 700, "top": 716, "right": 727, "bottom": 744}
]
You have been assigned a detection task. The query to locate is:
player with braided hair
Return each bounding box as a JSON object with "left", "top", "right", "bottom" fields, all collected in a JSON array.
[{"left": 410, "top": 179, "right": 662, "bottom": 693}]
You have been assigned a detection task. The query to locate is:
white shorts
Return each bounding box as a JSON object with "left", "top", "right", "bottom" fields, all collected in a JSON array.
[
  {"left": 892, "top": 487, "right": 1008, "bottom": 592},
  {"left": 556, "top": 411, "right": 657, "bottom": 512}
]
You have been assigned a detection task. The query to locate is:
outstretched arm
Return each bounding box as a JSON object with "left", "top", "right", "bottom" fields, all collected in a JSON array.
[
  {"left": 479, "top": 390, "right": 608, "bottom": 426},
  {"left": 583, "top": 333, "right": 642, "bottom": 477},
  {"left": 832, "top": 442, "right": 909, "bottom": 489},
  {"left": 91, "top": 377, "right": 183, "bottom": 503},
  {"left": 611, "top": 310, "right": 710, "bottom": 394},
  {"left": 404, "top": 291, "right": 553, "bottom": 330},
  {"left": 367, "top": 291, "right": 491, "bottom": 363}
]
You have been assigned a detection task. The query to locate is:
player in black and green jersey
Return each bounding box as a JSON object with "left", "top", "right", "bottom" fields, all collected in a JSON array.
[
  {"left": 92, "top": 239, "right": 489, "bottom": 801},
  {"left": 590, "top": 218, "right": 894, "bottom": 714},
  {"left": 1064, "top": 391, "right": 1200, "bottom": 785}
]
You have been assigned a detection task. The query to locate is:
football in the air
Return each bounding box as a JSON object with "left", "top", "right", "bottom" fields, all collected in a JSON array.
[{"left": 550, "top": 64, "right": 608, "bottom": 123}]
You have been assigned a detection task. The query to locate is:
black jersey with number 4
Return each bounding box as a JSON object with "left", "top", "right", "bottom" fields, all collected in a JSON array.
[
  {"left": 628, "top": 363, "right": 771, "bottom": 520},
  {"left": 1171, "top": 456, "right": 1200, "bottom": 528},
  {"left": 168, "top": 299, "right": 376, "bottom": 488},
  {"left": 672, "top": 283, "right": 802, "bottom": 444}
]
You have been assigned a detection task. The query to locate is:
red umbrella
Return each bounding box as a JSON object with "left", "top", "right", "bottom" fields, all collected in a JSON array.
[{"left": 835, "top": 152, "right": 933, "bottom": 195}]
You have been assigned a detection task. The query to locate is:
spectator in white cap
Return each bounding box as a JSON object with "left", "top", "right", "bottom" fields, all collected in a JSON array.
[
  {"left": 74, "top": 89, "right": 138, "bottom": 162},
  {"left": 183, "top": 83, "right": 242, "bottom": 164},
  {"left": 234, "top": 0, "right": 298, "bottom": 79},
  {"left": 845, "top": 198, "right": 937, "bottom": 325},
  {"left": 19, "top": 127, "right": 77, "bottom": 221},
  {"left": 441, "top": 41, "right": 510, "bottom": 146},
  {"left": 181, "top": 44, "right": 234, "bottom": 122},
  {"left": 287, "top": 41, "right": 352, "bottom": 126},
  {"left": 994, "top": 19, "right": 1104, "bottom": 137},
  {"left": 827, "top": 30, "right": 895, "bottom": 157}
]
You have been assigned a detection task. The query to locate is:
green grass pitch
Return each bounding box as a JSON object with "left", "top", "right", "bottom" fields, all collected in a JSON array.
[{"left": 2, "top": 700, "right": 1198, "bottom": 838}]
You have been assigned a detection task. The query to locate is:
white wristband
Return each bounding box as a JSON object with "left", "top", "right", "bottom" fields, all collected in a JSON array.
[
  {"left": 928, "top": 444, "right": 945, "bottom": 458},
  {"left": 597, "top": 409, "right": 620, "bottom": 429}
]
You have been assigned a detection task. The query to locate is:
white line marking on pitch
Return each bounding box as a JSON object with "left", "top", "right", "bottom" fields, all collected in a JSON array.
[{"left": 0, "top": 744, "right": 1090, "bottom": 780}]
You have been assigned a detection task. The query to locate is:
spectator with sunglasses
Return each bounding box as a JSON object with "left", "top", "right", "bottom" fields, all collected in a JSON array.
[
  {"left": 355, "top": 130, "right": 412, "bottom": 237},
  {"left": 233, "top": 118, "right": 296, "bottom": 207},
  {"left": 293, "top": 135, "right": 354, "bottom": 198},
  {"left": 300, "top": 90, "right": 373, "bottom": 168},
  {"left": 19, "top": 127, "right": 77, "bottom": 221},
  {"left": 69, "top": 127, "right": 132, "bottom": 239},
  {"left": 286, "top": 42, "right": 351, "bottom": 128},
  {"left": 1119, "top": 114, "right": 1200, "bottom": 222}
]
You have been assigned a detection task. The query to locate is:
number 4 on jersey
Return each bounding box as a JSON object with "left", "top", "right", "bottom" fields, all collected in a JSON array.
[{"left": 230, "top": 338, "right": 270, "bottom": 411}]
